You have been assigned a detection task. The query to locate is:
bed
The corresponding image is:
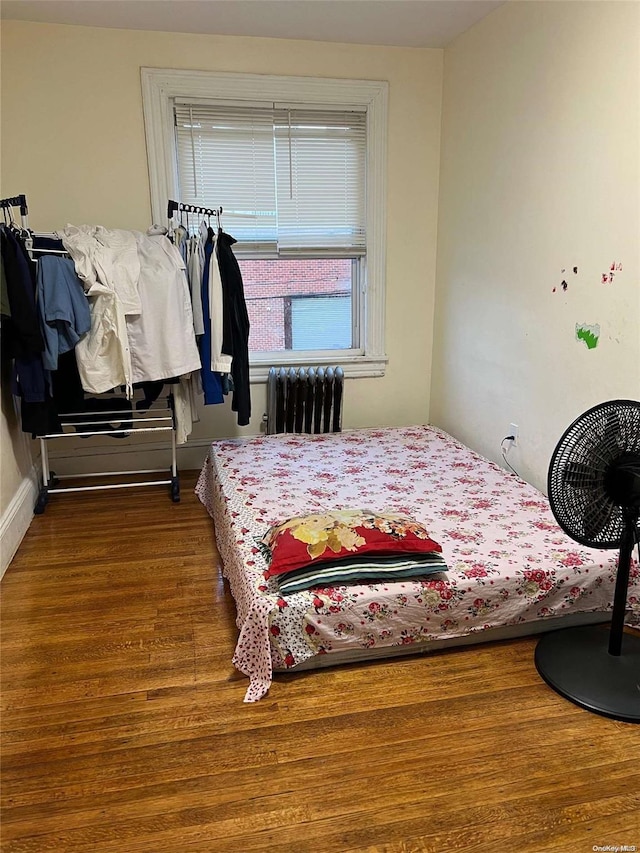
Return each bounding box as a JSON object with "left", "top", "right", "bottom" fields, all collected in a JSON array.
[{"left": 195, "top": 425, "right": 640, "bottom": 702}]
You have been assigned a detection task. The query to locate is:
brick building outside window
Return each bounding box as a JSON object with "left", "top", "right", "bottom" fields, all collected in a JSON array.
[{"left": 240, "top": 258, "right": 353, "bottom": 352}]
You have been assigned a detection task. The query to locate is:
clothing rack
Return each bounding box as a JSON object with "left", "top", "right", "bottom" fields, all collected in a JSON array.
[
  {"left": 1, "top": 194, "right": 31, "bottom": 247},
  {"left": 27, "top": 232, "right": 69, "bottom": 257},
  {"left": 35, "top": 392, "right": 180, "bottom": 514},
  {"left": 167, "top": 199, "right": 222, "bottom": 231},
  {"left": 1, "top": 194, "right": 182, "bottom": 512},
  {"left": 1, "top": 194, "right": 29, "bottom": 218}
]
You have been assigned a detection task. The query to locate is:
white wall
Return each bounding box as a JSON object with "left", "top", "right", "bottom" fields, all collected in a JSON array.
[{"left": 431, "top": 0, "right": 640, "bottom": 493}]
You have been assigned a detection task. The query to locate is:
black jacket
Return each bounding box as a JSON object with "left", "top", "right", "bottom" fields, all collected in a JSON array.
[
  {"left": 216, "top": 231, "right": 251, "bottom": 426},
  {"left": 1, "top": 226, "right": 44, "bottom": 357}
]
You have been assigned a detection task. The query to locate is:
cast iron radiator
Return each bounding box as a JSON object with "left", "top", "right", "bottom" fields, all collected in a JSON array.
[{"left": 264, "top": 366, "right": 344, "bottom": 435}]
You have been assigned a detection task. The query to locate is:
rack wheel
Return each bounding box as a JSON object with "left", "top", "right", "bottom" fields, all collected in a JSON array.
[
  {"left": 34, "top": 488, "right": 49, "bottom": 515},
  {"left": 171, "top": 476, "right": 180, "bottom": 503}
]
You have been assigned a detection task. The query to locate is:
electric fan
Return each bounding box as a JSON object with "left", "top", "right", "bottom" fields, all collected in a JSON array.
[{"left": 534, "top": 399, "right": 640, "bottom": 723}]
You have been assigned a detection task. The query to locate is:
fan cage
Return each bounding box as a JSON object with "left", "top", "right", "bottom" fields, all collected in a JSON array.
[{"left": 547, "top": 399, "right": 640, "bottom": 549}]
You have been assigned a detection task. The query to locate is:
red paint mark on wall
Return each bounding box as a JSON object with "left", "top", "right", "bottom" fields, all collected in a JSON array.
[{"left": 601, "top": 262, "right": 622, "bottom": 283}]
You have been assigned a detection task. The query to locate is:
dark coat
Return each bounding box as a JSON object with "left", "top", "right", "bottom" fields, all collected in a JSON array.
[{"left": 216, "top": 231, "right": 251, "bottom": 426}]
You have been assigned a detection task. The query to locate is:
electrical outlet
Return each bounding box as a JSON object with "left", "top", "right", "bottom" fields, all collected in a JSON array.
[{"left": 509, "top": 423, "right": 519, "bottom": 447}]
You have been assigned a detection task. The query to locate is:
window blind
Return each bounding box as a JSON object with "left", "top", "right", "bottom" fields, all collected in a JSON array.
[
  {"left": 174, "top": 103, "right": 277, "bottom": 252},
  {"left": 174, "top": 102, "right": 366, "bottom": 256},
  {"left": 274, "top": 108, "right": 366, "bottom": 255}
]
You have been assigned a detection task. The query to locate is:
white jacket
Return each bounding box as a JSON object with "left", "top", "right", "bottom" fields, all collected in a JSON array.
[
  {"left": 62, "top": 225, "right": 141, "bottom": 396},
  {"left": 209, "top": 233, "right": 232, "bottom": 374},
  {"left": 62, "top": 226, "right": 201, "bottom": 397},
  {"left": 126, "top": 233, "right": 201, "bottom": 384}
]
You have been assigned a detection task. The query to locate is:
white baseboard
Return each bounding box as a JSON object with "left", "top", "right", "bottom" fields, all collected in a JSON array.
[{"left": 0, "top": 468, "right": 38, "bottom": 580}]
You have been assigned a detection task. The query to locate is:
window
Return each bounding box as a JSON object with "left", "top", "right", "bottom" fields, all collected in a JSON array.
[
  {"left": 141, "top": 68, "right": 388, "bottom": 379},
  {"left": 240, "top": 258, "right": 356, "bottom": 353}
]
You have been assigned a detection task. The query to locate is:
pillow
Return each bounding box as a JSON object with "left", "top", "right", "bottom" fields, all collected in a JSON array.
[
  {"left": 259, "top": 509, "right": 442, "bottom": 579},
  {"left": 276, "top": 552, "right": 447, "bottom": 595}
]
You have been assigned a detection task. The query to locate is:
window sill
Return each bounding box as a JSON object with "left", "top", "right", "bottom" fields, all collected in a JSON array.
[{"left": 249, "top": 353, "right": 388, "bottom": 382}]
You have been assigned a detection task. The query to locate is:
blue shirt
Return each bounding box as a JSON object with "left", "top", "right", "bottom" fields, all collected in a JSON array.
[{"left": 36, "top": 255, "right": 91, "bottom": 372}]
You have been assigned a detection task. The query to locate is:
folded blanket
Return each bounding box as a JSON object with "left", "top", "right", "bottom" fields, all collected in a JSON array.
[
  {"left": 260, "top": 509, "right": 443, "bottom": 579},
  {"left": 276, "top": 551, "right": 447, "bottom": 594}
]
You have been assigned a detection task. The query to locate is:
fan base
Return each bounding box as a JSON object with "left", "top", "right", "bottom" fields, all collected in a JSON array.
[{"left": 535, "top": 625, "right": 640, "bottom": 723}]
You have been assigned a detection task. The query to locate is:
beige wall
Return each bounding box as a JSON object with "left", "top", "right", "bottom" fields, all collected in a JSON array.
[
  {"left": 0, "top": 389, "right": 33, "bottom": 513},
  {"left": 0, "top": 20, "right": 442, "bottom": 482},
  {"left": 432, "top": 0, "right": 640, "bottom": 493},
  {"left": 0, "top": 374, "right": 36, "bottom": 575}
]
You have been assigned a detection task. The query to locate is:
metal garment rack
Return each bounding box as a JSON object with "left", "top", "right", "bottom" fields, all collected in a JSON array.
[
  {"left": 35, "top": 394, "right": 180, "bottom": 514},
  {"left": 167, "top": 199, "right": 222, "bottom": 232},
  {"left": 0, "top": 193, "right": 29, "bottom": 218},
  {"left": 1, "top": 194, "right": 30, "bottom": 243},
  {"left": 0, "top": 193, "right": 182, "bottom": 513}
]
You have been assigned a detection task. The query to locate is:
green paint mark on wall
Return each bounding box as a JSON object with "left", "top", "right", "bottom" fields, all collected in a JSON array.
[{"left": 575, "top": 323, "right": 600, "bottom": 349}]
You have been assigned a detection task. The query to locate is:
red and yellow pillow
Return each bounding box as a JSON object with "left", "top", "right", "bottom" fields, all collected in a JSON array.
[{"left": 259, "top": 509, "right": 442, "bottom": 579}]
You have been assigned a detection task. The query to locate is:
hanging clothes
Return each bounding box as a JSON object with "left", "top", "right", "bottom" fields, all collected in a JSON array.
[
  {"left": 0, "top": 224, "right": 67, "bottom": 435},
  {"left": 0, "top": 225, "right": 44, "bottom": 359},
  {"left": 172, "top": 222, "right": 189, "bottom": 266},
  {"left": 1, "top": 256, "right": 10, "bottom": 318},
  {"left": 62, "top": 225, "right": 140, "bottom": 397},
  {"left": 199, "top": 239, "right": 224, "bottom": 406},
  {"left": 216, "top": 231, "right": 251, "bottom": 427},
  {"left": 187, "top": 229, "right": 205, "bottom": 336},
  {"left": 208, "top": 229, "right": 232, "bottom": 374},
  {"left": 126, "top": 232, "right": 201, "bottom": 385},
  {"left": 36, "top": 255, "right": 91, "bottom": 375},
  {"left": 49, "top": 349, "right": 85, "bottom": 416},
  {"left": 1, "top": 225, "right": 45, "bottom": 404},
  {"left": 61, "top": 225, "right": 201, "bottom": 400},
  {"left": 62, "top": 225, "right": 141, "bottom": 314},
  {"left": 166, "top": 202, "right": 251, "bottom": 426},
  {"left": 173, "top": 373, "right": 201, "bottom": 445}
]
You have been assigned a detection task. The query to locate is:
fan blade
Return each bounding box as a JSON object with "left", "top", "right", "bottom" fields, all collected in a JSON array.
[
  {"left": 584, "top": 435, "right": 620, "bottom": 471},
  {"left": 604, "top": 410, "right": 623, "bottom": 450},
  {"left": 582, "top": 493, "right": 614, "bottom": 542},
  {"left": 563, "top": 461, "right": 596, "bottom": 488}
]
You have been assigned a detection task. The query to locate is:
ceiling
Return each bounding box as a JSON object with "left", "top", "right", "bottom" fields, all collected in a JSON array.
[{"left": 1, "top": 0, "right": 506, "bottom": 49}]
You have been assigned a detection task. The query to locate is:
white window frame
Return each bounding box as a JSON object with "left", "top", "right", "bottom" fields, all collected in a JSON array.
[{"left": 141, "top": 67, "right": 388, "bottom": 381}]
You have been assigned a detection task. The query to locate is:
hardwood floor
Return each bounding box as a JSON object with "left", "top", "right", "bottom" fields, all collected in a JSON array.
[{"left": 2, "top": 472, "right": 639, "bottom": 852}]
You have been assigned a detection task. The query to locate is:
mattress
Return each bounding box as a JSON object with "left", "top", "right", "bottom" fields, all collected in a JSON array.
[{"left": 195, "top": 425, "right": 640, "bottom": 702}]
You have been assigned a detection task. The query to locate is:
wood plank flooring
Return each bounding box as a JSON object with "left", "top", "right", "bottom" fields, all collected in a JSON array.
[{"left": 2, "top": 471, "right": 639, "bottom": 852}]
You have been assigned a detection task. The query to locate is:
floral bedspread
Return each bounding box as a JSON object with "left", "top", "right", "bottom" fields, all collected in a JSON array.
[{"left": 195, "top": 425, "right": 640, "bottom": 702}]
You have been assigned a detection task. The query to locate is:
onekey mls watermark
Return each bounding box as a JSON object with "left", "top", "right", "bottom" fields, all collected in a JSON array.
[{"left": 592, "top": 846, "right": 637, "bottom": 852}]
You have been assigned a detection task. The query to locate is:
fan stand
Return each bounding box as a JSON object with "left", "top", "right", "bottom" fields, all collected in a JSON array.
[{"left": 534, "top": 511, "right": 640, "bottom": 724}]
